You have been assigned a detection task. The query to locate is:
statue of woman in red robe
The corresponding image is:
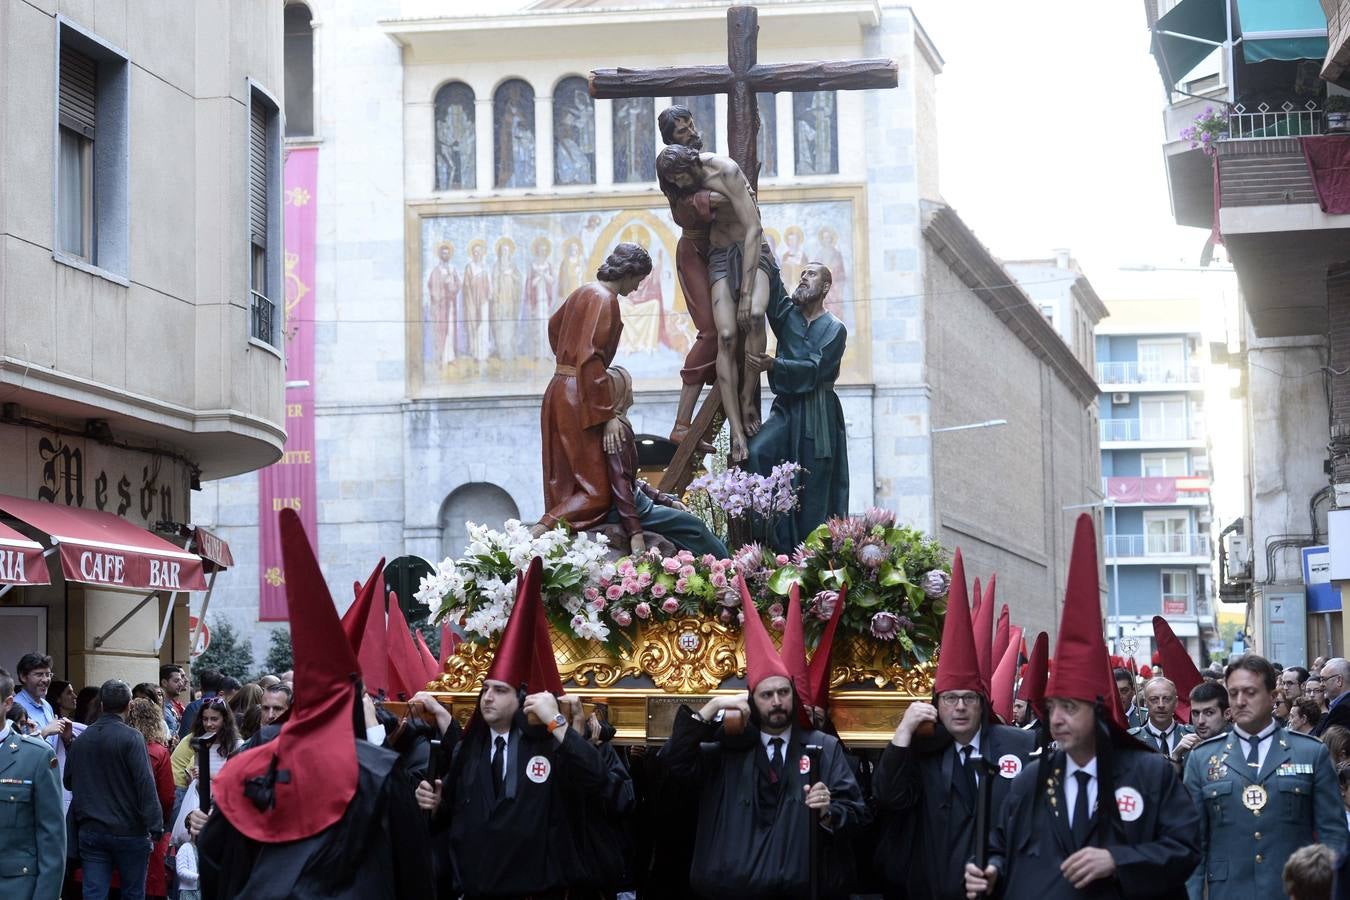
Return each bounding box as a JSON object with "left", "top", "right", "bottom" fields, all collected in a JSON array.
[{"left": 531, "top": 243, "right": 652, "bottom": 537}]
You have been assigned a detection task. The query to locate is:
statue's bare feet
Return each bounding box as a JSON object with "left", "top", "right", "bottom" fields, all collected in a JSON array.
[
  {"left": 670, "top": 422, "right": 715, "bottom": 455},
  {"left": 742, "top": 407, "right": 762, "bottom": 438},
  {"left": 730, "top": 431, "right": 749, "bottom": 464}
]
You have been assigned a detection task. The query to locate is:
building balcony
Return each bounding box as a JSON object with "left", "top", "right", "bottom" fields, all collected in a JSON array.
[
  {"left": 1096, "top": 360, "right": 1204, "bottom": 389},
  {"left": 1099, "top": 418, "right": 1206, "bottom": 448},
  {"left": 1104, "top": 532, "right": 1212, "bottom": 564},
  {"left": 1102, "top": 476, "right": 1212, "bottom": 506}
]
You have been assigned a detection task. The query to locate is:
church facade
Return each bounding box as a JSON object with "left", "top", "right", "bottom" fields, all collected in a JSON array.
[{"left": 198, "top": 0, "right": 1103, "bottom": 657}]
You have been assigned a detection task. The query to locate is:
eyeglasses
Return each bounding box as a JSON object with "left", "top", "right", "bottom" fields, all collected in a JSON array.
[
  {"left": 205, "top": 697, "right": 229, "bottom": 710},
  {"left": 939, "top": 693, "right": 981, "bottom": 708}
]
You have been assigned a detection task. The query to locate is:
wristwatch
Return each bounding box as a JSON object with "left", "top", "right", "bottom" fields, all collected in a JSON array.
[{"left": 546, "top": 713, "right": 569, "bottom": 734}]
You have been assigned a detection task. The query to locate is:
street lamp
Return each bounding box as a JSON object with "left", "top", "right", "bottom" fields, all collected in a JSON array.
[
  {"left": 931, "top": 419, "right": 1008, "bottom": 434},
  {"left": 1063, "top": 499, "right": 1122, "bottom": 655}
]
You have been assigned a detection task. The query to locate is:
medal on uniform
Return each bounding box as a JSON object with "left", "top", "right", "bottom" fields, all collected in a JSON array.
[{"left": 1241, "top": 784, "right": 1268, "bottom": 812}]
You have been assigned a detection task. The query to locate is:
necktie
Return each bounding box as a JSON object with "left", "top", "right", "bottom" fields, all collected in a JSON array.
[
  {"left": 492, "top": 736, "right": 506, "bottom": 797},
  {"left": 1245, "top": 734, "right": 1262, "bottom": 768},
  {"left": 769, "top": 738, "right": 784, "bottom": 784},
  {"left": 1071, "top": 770, "right": 1092, "bottom": 846},
  {"left": 955, "top": 745, "right": 977, "bottom": 806},
  {"left": 1156, "top": 729, "right": 1172, "bottom": 754}
]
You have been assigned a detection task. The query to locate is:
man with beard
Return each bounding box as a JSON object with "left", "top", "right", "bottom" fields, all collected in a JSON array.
[
  {"left": 872, "top": 549, "right": 1036, "bottom": 900},
  {"left": 660, "top": 574, "right": 867, "bottom": 899},
  {"left": 966, "top": 515, "right": 1201, "bottom": 900},
  {"left": 742, "top": 262, "right": 849, "bottom": 552},
  {"left": 657, "top": 104, "right": 720, "bottom": 454},
  {"left": 415, "top": 557, "right": 609, "bottom": 898}
]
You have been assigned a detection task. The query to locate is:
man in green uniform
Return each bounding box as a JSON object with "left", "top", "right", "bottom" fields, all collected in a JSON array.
[
  {"left": 1129, "top": 676, "right": 1195, "bottom": 761},
  {"left": 744, "top": 262, "right": 848, "bottom": 552},
  {"left": 0, "top": 667, "right": 65, "bottom": 900},
  {"left": 1182, "top": 653, "right": 1346, "bottom": 900}
]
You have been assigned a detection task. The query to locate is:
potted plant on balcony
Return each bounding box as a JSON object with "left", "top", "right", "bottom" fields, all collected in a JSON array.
[
  {"left": 1325, "top": 95, "right": 1350, "bottom": 133},
  {"left": 1180, "top": 107, "right": 1228, "bottom": 157}
]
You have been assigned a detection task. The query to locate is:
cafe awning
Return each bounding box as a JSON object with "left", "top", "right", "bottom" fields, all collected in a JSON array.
[
  {"left": 190, "top": 526, "right": 234, "bottom": 573},
  {"left": 0, "top": 521, "right": 50, "bottom": 586},
  {"left": 1236, "top": 0, "right": 1329, "bottom": 63},
  {"left": 0, "top": 494, "right": 207, "bottom": 592}
]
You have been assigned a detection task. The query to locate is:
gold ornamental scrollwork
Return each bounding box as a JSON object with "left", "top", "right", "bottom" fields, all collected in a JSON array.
[
  {"left": 429, "top": 640, "right": 492, "bottom": 693},
  {"left": 637, "top": 616, "right": 744, "bottom": 693},
  {"left": 552, "top": 630, "right": 642, "bottom": 688}
]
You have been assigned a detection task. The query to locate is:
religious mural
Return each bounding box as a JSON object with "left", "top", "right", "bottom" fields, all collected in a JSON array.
[
  {"left": 756, "top": 91, "right": 777, "bottom": 178},
  {"left": 794, "top": 90, "right": 838, "bottom": 175},
  {"left": 411, "top": 194, "right": 866, "bottom": 396},
  {"left": 553, "top": 76, "right": 595, "bottom": 186},
  {"left": 434, "top": 81, "right": 475, "bottom": 191},
  {"left": 612, "top": 97, "right": 655, "bottom": 183},
  {"left": 494, "top": 79, "right": 536, "bottom": 189}
]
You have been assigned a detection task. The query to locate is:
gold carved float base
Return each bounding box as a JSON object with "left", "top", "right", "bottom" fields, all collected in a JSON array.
[{"left": 414, "top": 617, "right": 934, "bottom": 748}]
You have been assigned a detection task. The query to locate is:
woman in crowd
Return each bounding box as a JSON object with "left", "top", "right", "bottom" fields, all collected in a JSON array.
[
  {"left": 74, "top": 685, "right": 100, "bottom": 725},
  {"left": 46, "top": 678, "right": 77, "bottom": 720},
  {"left": 128, "top": 697, "right": 176, "bottom": 900},
  {"left": 228, "top": 682, "right": 265, "bottom": 740},
  {"left": 1322, "top": 724, "right": 1350, "bottom": 767},
  {"left": 1274, "top": 690, "right": 1292, "bottom": 725},
  {"left": 1290, "top": 698, "right": 1322, "bottom": 734},
  {"left": 171, "top": 696, "right": 242, "bottom": 788}
]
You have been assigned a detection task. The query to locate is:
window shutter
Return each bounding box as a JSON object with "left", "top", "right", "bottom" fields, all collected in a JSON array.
[
  {"left": 59, "top": 47, "right": 97, "bottom": 138},
  {"left": 249, "top": 99, "right": 268, "bottom": 247}
]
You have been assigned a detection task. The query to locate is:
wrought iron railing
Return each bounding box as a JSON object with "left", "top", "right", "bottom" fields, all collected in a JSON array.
[
  {"left": 1227, "top": 101, "right": 1323, "bottom": 140},
  {"left": 1105, "top": 533, "right": 1210, "bottom": 558},
  {"left": 250, "top": 289, "right": 276, "bottom": 345},
  {"left": 1096, "top": 361, "right": 1203, "bottom": 385}
]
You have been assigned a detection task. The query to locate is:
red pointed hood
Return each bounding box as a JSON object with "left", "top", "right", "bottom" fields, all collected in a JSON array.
[
  {"left": 1017, "top": 631, "right": 1050, "bottom": 718},
  {"left": 386, "top": 594, "right": 429, "bottom": 701},
  {"left": 214, "top": 510, "right": 359, "bottom": 842},
  {"left": 934, "top": 550, "right": 986, "bottom": 696},
  {"left": 415, "top": 630, "right": 441, "bottom": 685},
  {"left": 486, "top": 557, "right": 562, "bottom": 695},
  {"left": 738, "top": 573, "right": 792, "bottom": 691},
  {"left": 990, "top": 625, "right": 1024, "bottom": 723},
  {"left": 782, "top": 583, "right": 811, "bottom": 727},
  {"left": 973, "top": 574, "right": 996, "bottom": 687},
  {"left": 1045, "top": 515, "right": 1125, "bottom": 729},
  {"left": 993, "top": 605, "right": 1011, "bottom": 674},
  {"left": 438, "top": 621, "right": 461, "bottom": 670},
  {"left": 341, "top": 560, "right": 388, "bottom": 697},
  {"left": 806, "top": 582, "right": 847, "bottom": 709}
]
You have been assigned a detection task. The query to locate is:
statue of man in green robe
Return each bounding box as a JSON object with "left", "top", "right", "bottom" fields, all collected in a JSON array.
[{"left": 744, "top": 262, "right": 849, "bottom": 552}]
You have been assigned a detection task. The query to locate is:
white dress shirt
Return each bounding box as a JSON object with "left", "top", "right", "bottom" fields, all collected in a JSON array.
[
  {"left": 1146, "top": 722, "right": 1178, "bottom": 754},
  {"left": 760, "top": 728, "right": 790, "bottom": 763},
  {"left": 1064, "top": 756, "right": 1099, "bottom": 821}
]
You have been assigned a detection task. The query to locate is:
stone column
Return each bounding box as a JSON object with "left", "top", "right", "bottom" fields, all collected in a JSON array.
[
  {"left": 534, "top": 90, "right": 553, "bottom": 189},
  {"left": 595, "top": 99, "right": 614, "bottom": 187},
  {"left": 475, "top": 97, "right": 493, "bottom": 190}
]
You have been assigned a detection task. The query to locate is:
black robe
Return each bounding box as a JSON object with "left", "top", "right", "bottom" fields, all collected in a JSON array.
[
  {"left": 441, "top": 719, "right": 607, "bottom": 898},
  {"left": 661, "top": 706, "right": 869, "bottom": 900},
  {"left": 562, "top": 739, "right": 636, "bottom": 892},
  {"left": 872, "top": 723, "right": 1037, "bottom": 900},
  {"left": 197, "top": 739, "right": 434, "bottom": 899},
  {"left": 988, "top": 747, "right": 1201, "bottom": 900}
]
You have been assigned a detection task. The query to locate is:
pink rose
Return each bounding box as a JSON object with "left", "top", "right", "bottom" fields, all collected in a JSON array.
[
  {"left": 612, "top": 609, "right": 633, "bottom": 627},
  {"left": 637, "top": 572, "right": 652, "bottom": 588},
  {"left": 661, "top": 598, "right": 679, "bottom": 614},
  {"left": 662, "top": 557, "right": 682, "bottom": 573},
  {"left": 634, "top": 602, "right": 652, "bottom": 619},
  {"left": 583, "top": 586, "right": 600, "bottom": 602},
  {"left": 623, "top": 578, "right": 640, "bottom": 594},
  {"left": 674, "top": 577, "right": 689, "bottom": 593},
  {"left": 679, "top": 565, "right": 696, "bottom": 579},
  {"left": 768, "top": 603, "right": 784, "bottom": 618},
  {"left": 589, "top": 598, "right": 606, "bottom": 612},
  {"left": 775, "top": 554, "right": 790, "bottom": 566},
  {"left": 618, "top": 561, "right": 636, "bottom": 577},
  {"left": 605, "top": 584, "right": 624, "bottom": 601},
  {"left": 771, "top": 616, "right": 786, "bottom": 632},
  {"left": 710, "top": 559, "right": 727, "bottom": 574},
  {"left": 710, "top": 573, "right": 727, "bottom": 589},
  {"left": 719, "top": 609, "right": 733, "bottom": 623},
  {"left": 702, "top": 554, "right": 717, "bottom": 566},
  {"left": 651, "top": 583, "right": 669, "bottom": 598}
]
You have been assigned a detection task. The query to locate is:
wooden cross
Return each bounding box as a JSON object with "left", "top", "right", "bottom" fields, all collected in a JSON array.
[{"left": 589, "top": 6, "right": 897, "bottom": 493}]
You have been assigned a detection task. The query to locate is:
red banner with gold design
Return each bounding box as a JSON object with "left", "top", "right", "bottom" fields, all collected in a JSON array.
[{"left": 257, "top": 148, "right": 318, "bottom": 620}]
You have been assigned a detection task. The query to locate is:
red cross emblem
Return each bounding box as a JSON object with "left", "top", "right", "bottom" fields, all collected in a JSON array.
[
  {"left": 531, "top": 760, "right": 548, "bottom": 777},
  {"left": 1001, "top": 758, "right": 1019, "bottom": 775},
  {"left": 677, "top": 631, "right": 700, "bottom": 652},
  {"left": 1118, "top": 794, "right": 1138, "bottom": 813}
]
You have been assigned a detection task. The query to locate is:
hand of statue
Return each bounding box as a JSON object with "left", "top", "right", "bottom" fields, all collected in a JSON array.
[
  {"left": 894, "top": 701, "right": 937, "bottom": 746},
  {"left": 630, "top": 533, "right": 647, "bottom": 556},
  {"left": 745, "top": 352, "right": 775, "bottom": 375},
  {"left": 1060, "top": 847, "right": 1116, "bottom": 888},
  {"left": 964, "top": 863, "right": 998, "bottom": 897},
  {"left": 603, "top": 418, "right": 624, "bottom": 454},
  {"left": 737, "top": 296, "right": 754, "bottom": 331},
  {"left": 668, "top": 499, "right": 689, "bottom": 513},
  {"left": 415, "top": 779, "right": 443, "bottom": 814}
]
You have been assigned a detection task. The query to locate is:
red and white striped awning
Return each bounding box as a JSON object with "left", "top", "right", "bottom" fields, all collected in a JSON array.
[
  {"left": 0, "top": 494, "right": 206, "bottom": 591},
  {"left": 0, "top": 521, "right": 50, "bottom": 586}
]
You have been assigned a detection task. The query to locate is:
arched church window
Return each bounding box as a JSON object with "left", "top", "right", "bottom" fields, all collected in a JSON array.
[
  {"left": 553, "top": 76, "right": 595, "bottom": 186},
  {"left": 612, "top": 97, "right": 654, "bottom": 183},
  {"left": 434, "top": 81, "right": 476, "bottom": 191},
  {"left": 793, "top": 90, "right": 838, "bottom": 175},
  {"left": 283, "top": 3, "right": 314, "bottom": 137},
  {"left": 439, "top": 483, "right": 521, "bottom": 562},
  {"left": 494, "top": 79, "right": 536, "bottom": 189}
]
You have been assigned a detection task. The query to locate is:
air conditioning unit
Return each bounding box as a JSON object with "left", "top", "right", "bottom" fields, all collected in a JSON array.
[
  {"left": 1112, "top": 392, "right": 1131, "bottom": 405},
  {"left": 1227, "top": 534, "right": 1251, "bottom": 579}
]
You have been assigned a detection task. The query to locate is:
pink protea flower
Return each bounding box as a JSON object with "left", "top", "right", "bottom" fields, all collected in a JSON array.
[
  {"left": 775, "top": 554, "right": 790, "bottom": 566},
  {"left": 862, "top": 506, "right": 896, "bottom": 530},
  {"left": 856, "top": 536, "right": 890, "bottom": 570},
  {"left": 922, "top": 569, "right": 951, "bottom": 599},
  {"left": 612, "top": 609, "right": 633, "bottom": 627},
  {"left": 791, "top": 543, "right": 816, "bottom": 566},
  {"left": 710, "top": 572, "right": 727, "bottom": 589},
  {"left": 605, "top": 584, "right": 624, "bottom": 601},
  {"left": 584, "top": 586, "right": 600, "bottom": 602},
  {"left": 870, "top": 611, "right": 900, "bottom": 640},
  {"left": 770, "top": 616, "right": 786, "bottom": 632},
  {"left": 813, "top": 590, "right": 839, "bottom": 621},
  {"left": 661, "top": 598, "right": 679, "bottom": 614},
  {"left": 651, "top": 583, "right": 669, "bottom": 598},
  {"left": 662, "top": 557, "right": 682, "bottom": 573},
  {"left": 634, "top": 602, "right": 651, "bottom": 619}
]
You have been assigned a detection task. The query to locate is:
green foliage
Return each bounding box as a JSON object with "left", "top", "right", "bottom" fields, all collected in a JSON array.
[
  {"left": 263, "top": 627, "right": 293, "bottom": 675},
  {"left": 192, "top": 618, "right": 255, "bottom": 681}
]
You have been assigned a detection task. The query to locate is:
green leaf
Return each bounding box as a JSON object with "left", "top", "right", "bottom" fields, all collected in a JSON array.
[
  {"left": 767, "top": 565, "right": 804, "bottom": 595},
  {"left": 804, "top": 524, "right": 829, "bottom": 551},
  {"left": 878, "top": 562, "right": 910, "bottom": 587},
  {"left": 851, "top": 590, "right": 882, "bottom": 608}
]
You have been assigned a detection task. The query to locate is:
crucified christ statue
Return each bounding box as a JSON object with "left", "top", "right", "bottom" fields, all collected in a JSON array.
[{"left": 656, "top": 144, "right": 772, "bottom": 463}]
